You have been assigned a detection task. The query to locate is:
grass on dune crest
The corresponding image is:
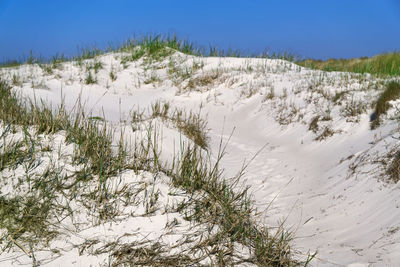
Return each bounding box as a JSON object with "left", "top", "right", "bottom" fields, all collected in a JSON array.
[
  {"left": 0, "top": 79, "right": 310, "bottom": 266},
  {"left": 0, "top": 35, "right": 203, "bottom": 69},
  {"left": 298, "top": 52, "right": 400, "bottom": 77},
  {"left": 0, "top": 34, "right": 298, "bottom": 69},
  {"left": 2, "top": 33, "right": 397, "bottom": 78}
]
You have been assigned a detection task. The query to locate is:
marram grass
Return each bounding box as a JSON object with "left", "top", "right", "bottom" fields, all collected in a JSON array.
[{"left": 298, "top": 52, "right": 400, "bottom": 77}]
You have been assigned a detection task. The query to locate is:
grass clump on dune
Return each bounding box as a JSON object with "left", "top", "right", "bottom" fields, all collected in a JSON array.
[
  {"left": 120, "top": 35, "right": 201, "bottom": 64},
  {"left": 387, "top": 150, "right": 400, "bottom": 183},
  {"left": 371, "top": 81, "right": 400, "bottom": 128},
  {"left": 166, "top": 143, "right": 304, "bottom": 266},
  {"left": 0, "top": 79, "right": 126, "bottom": 177},
  {"left": 132, "top": 101, "right": 209, "bottom": 149},
  {"left": 151, "top": 101, "right": 209, "bottom": 149},
  {"left": 298, "top": 52, "right": 400, "bottom": 77}
]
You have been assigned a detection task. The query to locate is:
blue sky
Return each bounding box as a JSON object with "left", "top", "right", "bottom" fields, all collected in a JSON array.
[{"left": 0, "top": 0, "right": 399, "bottom": 61}]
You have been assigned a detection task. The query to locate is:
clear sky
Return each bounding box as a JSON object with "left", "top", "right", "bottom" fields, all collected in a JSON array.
[{"left": 0, "top": 0, "right": 399, "bottom": 61}]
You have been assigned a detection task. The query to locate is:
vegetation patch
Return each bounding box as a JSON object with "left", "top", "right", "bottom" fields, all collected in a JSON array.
[
  {"left": 133, "top": 102, "right": 209, "bottom": 149},
  {"left": 85, "top": 71, "right": 97, "bottom": 84},
  {"left": 185, "top": 71, "right": 221, "bottom": 90},
  {"left": 314, "top": 126, "right": 335, "bottom": 141},
  {"left": 371, "top": 81, "right": 400, "bottom": 128},
  {"left": 387, "top": 150, "right": 400, "bottom": 183},
  {"left": 332, "top": 91, "right": 347, "bottom": 104},
  {"left": 308, "top": 116, "right": 320, "bottom": 133},
  {"left": 298, "top": 52, "right": 400, "bottom": 77},
  {"left": 341, "top": 98, "right": 368, "bottom": 122},
  {"left": 0, "top": 34, "right": 301, "bottom": 70},
  {"left": 164, "top": 143, "right": 304, "bottom": 266}
]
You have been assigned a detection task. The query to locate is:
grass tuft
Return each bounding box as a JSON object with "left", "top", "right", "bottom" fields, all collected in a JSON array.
[
  {"left": 165, "top": 142, "right": 299, "bottom": 266},
  {"left": 85, "top": 71, "right": 97, "bottom": 84},
  {"left": 387, "top": 150, "right": 400, "bottom": 183},
  {"left": 371, "top": 81, "right": 400, "bottom": 128},
  {"left": 149, "top": 102, "right": 209, "bottom": 149}
]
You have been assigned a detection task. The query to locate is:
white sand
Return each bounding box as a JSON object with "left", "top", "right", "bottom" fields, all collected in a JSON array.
[{"left": 1, "top": 51, "right": 400, "bottom": 266}]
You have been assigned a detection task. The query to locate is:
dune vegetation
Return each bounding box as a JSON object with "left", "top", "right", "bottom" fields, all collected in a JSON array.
[
  {"left": 1, "top": 35, "right": 400, "bottom": 266},
  {"left": 297, "top": 52, "right": 400, "bottom": 77}
]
